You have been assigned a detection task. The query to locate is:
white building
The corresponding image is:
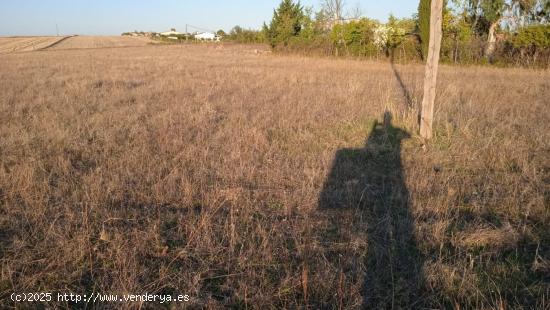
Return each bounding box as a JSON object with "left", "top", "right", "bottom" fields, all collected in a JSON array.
[
  {"left": 195, "top": 32, "right": 221, "bottom": 42},
  {"left": 160, "top": 29, "right": 184, "bottom": 37}
]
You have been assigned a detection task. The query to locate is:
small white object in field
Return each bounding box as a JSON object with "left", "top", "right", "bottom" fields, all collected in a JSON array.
[{"left": 254, "top": 49, "right": 272, "bottom": 56}]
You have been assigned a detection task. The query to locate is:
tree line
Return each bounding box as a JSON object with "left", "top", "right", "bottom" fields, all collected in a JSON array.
[{"left": 226, "top": 0, "right": 550, "bottom": 67}]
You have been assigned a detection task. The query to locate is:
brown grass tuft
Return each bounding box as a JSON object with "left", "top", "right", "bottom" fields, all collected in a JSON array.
[{"left": 452, "top": 224, "right": 521, "bottom": 252}]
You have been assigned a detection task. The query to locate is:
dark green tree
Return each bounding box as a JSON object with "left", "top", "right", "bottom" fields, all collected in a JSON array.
[
  {"left": 418, "top": 0, "right": 432, "bottom": 60},
  {"left": 264, "top": 0, "right": 305, "bottom": 47}
]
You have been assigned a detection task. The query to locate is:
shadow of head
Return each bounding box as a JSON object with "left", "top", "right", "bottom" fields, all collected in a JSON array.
[{"left": 319, "top": 111, "right": 410, "bottom": 211}]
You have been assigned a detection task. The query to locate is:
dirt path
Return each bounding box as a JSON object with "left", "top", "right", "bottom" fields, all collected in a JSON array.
[
  {"left": 45, "top": 36, "right": 154, "bottom": 50},
  {"left": 0, "top": 36, "right": 69, "bottom": 54},
  {"left": 0, "top": 36, "right": 154, "bottom": 54}
]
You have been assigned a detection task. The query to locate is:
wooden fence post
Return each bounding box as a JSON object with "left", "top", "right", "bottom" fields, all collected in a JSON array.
[{"left": 420, "top": 0, "right": 443, "bottom": 140}]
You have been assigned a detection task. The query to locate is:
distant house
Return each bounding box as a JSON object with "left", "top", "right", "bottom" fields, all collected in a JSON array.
[
  {"left": 195, "top": 32, "right": 221, "bottom": 42},
  {"left": 160, "top": 28, "right": 184, "bottom": 37},
  {"left": 325, "top": 18, "right": 364, "bottom": 31},
  {"left": 122, "top": 31, "right": 156, "bottom": 38}
]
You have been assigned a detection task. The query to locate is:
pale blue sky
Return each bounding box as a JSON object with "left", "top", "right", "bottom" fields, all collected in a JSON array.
[{"left": 0, "top": 1, "right": 418, "bottom": 36}]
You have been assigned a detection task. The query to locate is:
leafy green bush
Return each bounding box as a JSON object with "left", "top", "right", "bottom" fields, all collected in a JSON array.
[
  {"left": 331, "top": 19, "right": 377, "bottom": 47},
  {"left": 512, "top": 24, "right": 550, "bottom": 49},
  {"left": 227, "top": 26, "right": 265, "bottom": 43}
]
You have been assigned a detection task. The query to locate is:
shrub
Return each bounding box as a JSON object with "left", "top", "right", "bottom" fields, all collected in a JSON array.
[
  {"left": 512, "top": 24, "right": 550, "bottom": 49},
  {"left": 227, "top": 26, "right": 265, "bottom": 44},
  {"left": 330, "top": 19, "right": 379, "bottom": 57}
]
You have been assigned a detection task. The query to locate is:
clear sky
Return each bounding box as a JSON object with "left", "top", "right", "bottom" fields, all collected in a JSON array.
[{"left": 0, "top": 1, "right": 419, "bottom": 36}]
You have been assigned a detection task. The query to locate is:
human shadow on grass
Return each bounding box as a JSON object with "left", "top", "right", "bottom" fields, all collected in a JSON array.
[{"left": 319, "top": 112, "right": 426, "bottom": 308}]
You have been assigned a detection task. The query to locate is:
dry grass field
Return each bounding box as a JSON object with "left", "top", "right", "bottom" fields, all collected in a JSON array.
[{"left": 0, "top": 39, "right": 548, "bottom": 308}]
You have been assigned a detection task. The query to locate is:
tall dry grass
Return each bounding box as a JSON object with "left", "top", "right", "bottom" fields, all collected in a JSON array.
[{"left": 0, "top": 42, "right": 548, "bottom": 308}]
